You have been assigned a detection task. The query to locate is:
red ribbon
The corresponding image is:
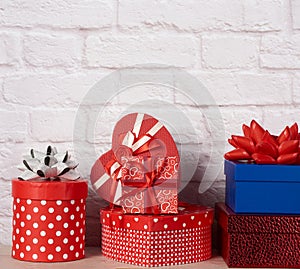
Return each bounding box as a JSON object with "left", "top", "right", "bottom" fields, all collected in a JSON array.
[
  {"left": 106, "top": 138, "right": 171, "bottom": 214},
  {"left": 225, "top": 120, "right": 300, "bottom": 164}
]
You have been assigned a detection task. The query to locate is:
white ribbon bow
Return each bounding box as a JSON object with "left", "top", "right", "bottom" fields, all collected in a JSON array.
[{"left": 18, "top": 146, "right": 80, "bottom": 181}]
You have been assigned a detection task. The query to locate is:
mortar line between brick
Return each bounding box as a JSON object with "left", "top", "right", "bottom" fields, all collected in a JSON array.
[{"left": 287, "top": 0, "right": 294, "bottom": 35}]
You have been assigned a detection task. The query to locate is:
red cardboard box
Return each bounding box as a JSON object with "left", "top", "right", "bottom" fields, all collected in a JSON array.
[
  {"left": 120, "top": 155, "right": 178, "bottom": 214},
  {"left": 216, "top": 202, "right": 300, "bottom": 268},
  {"left": 101, "top": 203, "right": 213, "bottom": 267},
  {"left": 91, "top": 113, "right": 179, "bottom": 214},
  {"left": 11, "top": 179, "right": 88, "bottom": 262}
]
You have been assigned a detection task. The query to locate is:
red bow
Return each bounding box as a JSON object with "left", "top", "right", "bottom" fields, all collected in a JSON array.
[
  {"left": 105, "top": 139, "right": 168, "bottom": 214},
  {"left": 224, "top": 120, "right": 300, "bottom": 164}
]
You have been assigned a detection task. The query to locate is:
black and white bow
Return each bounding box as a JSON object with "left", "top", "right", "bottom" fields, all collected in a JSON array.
[{"left": 18, "top": 146, "right": 80, "bottom": 181}]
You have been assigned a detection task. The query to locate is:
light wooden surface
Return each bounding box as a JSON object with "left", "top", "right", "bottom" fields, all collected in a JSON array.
[
  {"left": 0, "top": 245, "right": 233, "bottom": 269},
  {"left": 1, "top": 245, "right": 281, "bottom": 269}
]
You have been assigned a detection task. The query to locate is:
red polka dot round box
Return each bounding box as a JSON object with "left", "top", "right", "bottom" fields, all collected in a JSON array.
[
  {"left": 100, "top": 203, "right": 214, "bottom": 267},
  {"left": 12, "top": 179, "right": 88, "bottom": 262}
]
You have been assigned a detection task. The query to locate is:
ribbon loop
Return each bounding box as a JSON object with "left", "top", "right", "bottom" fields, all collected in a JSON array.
[{"left": 122, "top": 131, "right": 135, "bottom": 149}]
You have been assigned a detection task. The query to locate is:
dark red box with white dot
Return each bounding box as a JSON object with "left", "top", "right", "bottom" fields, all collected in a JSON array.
[
  {"left": 11, "top": 179, "right": 88, "bottom": 262},
  {"left": 100, "top": 203, "right": 213, "bottom": 267},
  {"left": 216, "top": 203, "right": 300, "bottom": 268}
]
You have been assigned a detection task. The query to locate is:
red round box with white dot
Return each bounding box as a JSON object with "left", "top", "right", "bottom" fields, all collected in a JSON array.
[
  {"left": 11, "top": 179, "right": 88, "bottom": 262},
  {"left": 100, "top": 203, "right": 213, "bottom": 267}
]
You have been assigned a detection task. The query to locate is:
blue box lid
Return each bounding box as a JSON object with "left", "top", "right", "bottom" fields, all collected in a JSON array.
[{"left": 225, "top": 160, "right": 300, "bottom": 182}]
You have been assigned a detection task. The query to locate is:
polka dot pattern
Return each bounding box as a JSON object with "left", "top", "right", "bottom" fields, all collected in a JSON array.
[
  {"left": 102, "top": 226, "right": 211, "bottom": 267},
  {"left": 101, "top": 205, "right": 213, "bottom": 267},
  {"left": 12, "top": 197, "right": 86, "bottom": 262}
]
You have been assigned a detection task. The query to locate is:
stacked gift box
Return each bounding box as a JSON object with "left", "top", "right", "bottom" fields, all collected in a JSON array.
[
  {"left": 90, "top": 113, "right": 214, "bottom": 267},
  {"left": 11, "top": 115, "right": 300, "bottom": 267},
  {"left": 11, "top": 146, "right": 88, "bottom": 262},
  {"left": 10, "top": 113, "right": 214, "bottom": 266},
  {"left": 216, "top": 120, "right": 300, "bottom": 268}
]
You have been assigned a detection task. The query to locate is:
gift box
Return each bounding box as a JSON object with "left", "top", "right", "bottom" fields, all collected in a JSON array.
[
  {"left": 91, "top": 113, "right": 179, "bottom": 214},
  {"left": 100, "top": 203, "right": 213, "bottom": 267},
  {"left": 12, "top": 179, "right": 88, "bottom": 262},
  {"left": 225, "top": 160, "right": 300, "bottom": 214},
  {"left": 11, "top": 146, "right": 88, "bottom": 262},
  {"left": 216, "top": 202, "right": 300, "bottom": 268},
  {"left": 225, "top": 120, "right": 300, "bottom": 214},
  {"left": 120, "top": 155, "right": 178, "bottom": 214}
]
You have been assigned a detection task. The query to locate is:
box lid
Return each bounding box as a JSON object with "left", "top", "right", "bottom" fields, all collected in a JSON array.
[
  {"left": 225, "top": 160, "right": 300, "bottom": 182},
  {"left": 216, "top": 203, "right": 300, "bottom": 234},
  {"left": 12, "top": 179, "right": 88, "bottom": 200},
  {"left": 101, "top": 203, "right": 213, "bottom": 231}
]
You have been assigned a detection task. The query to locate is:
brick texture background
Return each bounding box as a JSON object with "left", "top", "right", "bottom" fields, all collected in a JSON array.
[{"left": 0, "top": 0, "right": 299, "bottom": 246}]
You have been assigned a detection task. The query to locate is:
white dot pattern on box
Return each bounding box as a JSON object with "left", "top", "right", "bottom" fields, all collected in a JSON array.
[
  {"left": 12, "top": 198, "right": 86, "bottom": 262},
  {"left": 100, "top": 205, "right": 213, "bottom": 267}
]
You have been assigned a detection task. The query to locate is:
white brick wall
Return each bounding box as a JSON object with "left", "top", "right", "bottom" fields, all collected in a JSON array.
[
  {"left": 0, "top": 110, "right": 28, "bottom": 142},
  {"left": 85, "top": 34, "right": 198, "bottom": 67},
  {"left": 118, "top": 0, "right": 244, "bottom": 31},
  {"left": 292, "top": 0, "right": 300, "bottom": 29},
  {"left": 0, "top": 32, "right": 21, "bottom": 65},
  {"left": 0, "top": 0, "right": 299, "bottom": 247},
  {"left": 3, "top": 72, "right": 101, "bottom": 106},
  {"left": 202, "top": 35, "right": 259, "bottom": 69},
  {"left": 242, "top": 0, "right": 284, "bottom": 31},
  {"left": 24, "top": 33, "right": 82, "bottom": 67},
  {"left": 0, "top": 0, "right": 114, "bottom": 29}
]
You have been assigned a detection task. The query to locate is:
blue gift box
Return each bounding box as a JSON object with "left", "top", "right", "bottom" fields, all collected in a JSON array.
[{"left": 225, "top": 160, "right": 300, "bottom": 214}]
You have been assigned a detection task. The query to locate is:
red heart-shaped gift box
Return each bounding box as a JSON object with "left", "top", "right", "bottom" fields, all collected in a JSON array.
[{"left": 90, "top": 113, "right": 180, "bottom": 214}]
